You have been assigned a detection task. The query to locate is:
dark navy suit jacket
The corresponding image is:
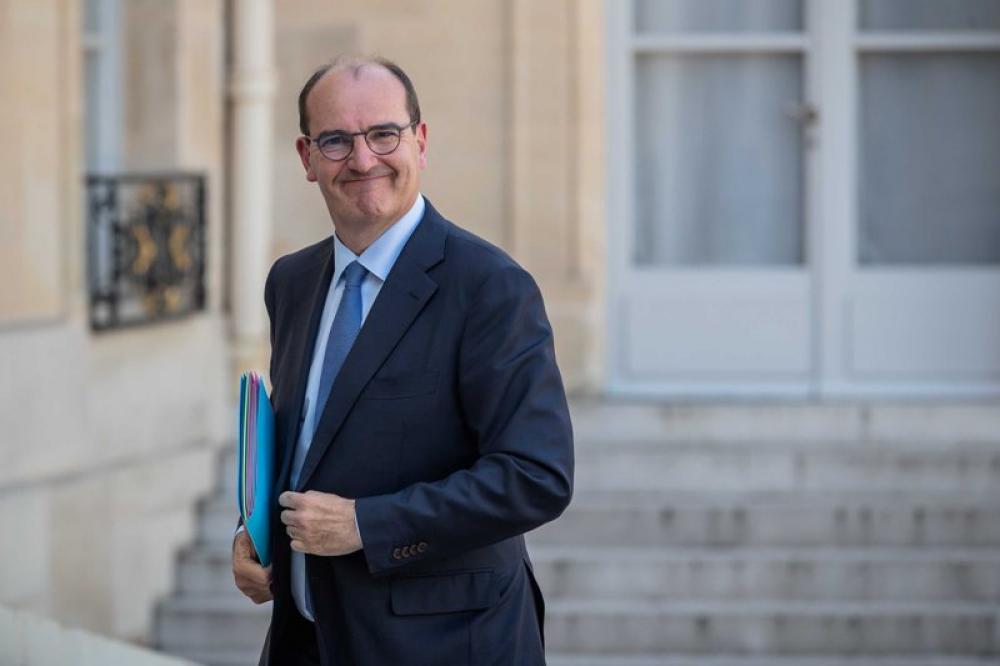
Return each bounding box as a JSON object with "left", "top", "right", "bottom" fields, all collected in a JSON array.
[{"left": 261, "top": 200, "right": 574, "bottom": 665}]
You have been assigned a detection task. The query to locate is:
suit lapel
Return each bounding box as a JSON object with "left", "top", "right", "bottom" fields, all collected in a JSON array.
[
  {"left": 294, "top": 204, "right": 447, "bottom": 490},
  {"left": 276, "top": 240, "right": 336, "bottom": 492}
]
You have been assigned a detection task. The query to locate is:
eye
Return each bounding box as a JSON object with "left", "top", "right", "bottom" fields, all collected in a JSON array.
[
  {"left": 318, "top": 134, "right": 351, "bottom": 150},
  {"left": 369, "top": 129, "right": 399, "bottom": 141}
]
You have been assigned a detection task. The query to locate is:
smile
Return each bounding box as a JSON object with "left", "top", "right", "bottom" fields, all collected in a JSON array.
[{"left": 342, "top": 173, "right": 391, "bottom": 184}]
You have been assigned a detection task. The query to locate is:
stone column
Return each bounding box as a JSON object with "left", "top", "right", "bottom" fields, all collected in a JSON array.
[
  {"left": 229, "top": 0, "right": 276, "bottom": 373},
  {"left": 508, "top": 0, "right": 605, "bottom": 393}
]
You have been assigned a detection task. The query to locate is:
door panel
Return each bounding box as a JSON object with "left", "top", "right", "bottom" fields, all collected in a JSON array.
[
  {"left": 634, "top": 0, "right": 803, "bottom": 33},
  {"left": 635, "top": 54, "right": 804, "bottom": 267},
  {"left": 858, "top": 53, "right": 1000, "bottom": 265},
  {"left": 610, "top": 0, "right": 1000, "bottom": 397},
  {"left": 849, "top": 279, "right": 1000, "bottom": 378},
  {"left": 610, "top": 0, "right": 814, "bottom": 396}
]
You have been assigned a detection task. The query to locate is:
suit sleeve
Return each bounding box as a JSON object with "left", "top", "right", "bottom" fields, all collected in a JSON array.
[
  {"left": 264, "top": 257, "right": 282, "bottom": 392},
  {"left": 355, "top": 264, "right": 574, "bottom": 575}
]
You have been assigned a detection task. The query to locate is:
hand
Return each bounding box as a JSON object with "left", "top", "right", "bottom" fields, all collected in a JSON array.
[
  {"left": 232, "top": 529, "right": 272, "bottom": 604},
  {"left": 279, "top": 490, "right": 362, "bottom": 556}
]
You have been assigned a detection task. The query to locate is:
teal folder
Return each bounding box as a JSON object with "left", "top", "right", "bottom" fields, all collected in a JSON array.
[{"left": 237, "top": 371, "right": 275, "bottom": 566}]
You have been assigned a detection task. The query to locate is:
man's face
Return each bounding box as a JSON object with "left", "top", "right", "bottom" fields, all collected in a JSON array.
[{"left": 296, "top": 66, "right": 427, "bottom": 233}]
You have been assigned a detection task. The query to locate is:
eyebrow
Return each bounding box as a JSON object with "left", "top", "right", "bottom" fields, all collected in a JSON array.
[{"left": 314, "top": 122, "right": 406, "bottom": 139}]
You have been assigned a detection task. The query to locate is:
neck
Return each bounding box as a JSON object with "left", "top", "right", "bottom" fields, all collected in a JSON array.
[
  {"left": 331, "top": 193, "right": 419, "bottom": 254},
  {"left": 334, "top": 218, "right": 394, "bottom": 255}
]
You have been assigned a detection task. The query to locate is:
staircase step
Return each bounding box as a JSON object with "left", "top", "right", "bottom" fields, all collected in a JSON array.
[
  {"left": 544, "top": 599, "right": 998, "bottom": 655},
  {"left": 165, "top": 648, "right": 262, "bottom": 666},
  {"left": 196, "top": 497, "right": 242, "bottom": 547},
  {"left": 530, "top": 546, "right": 1000, "bottom": 602},
  {"left": 547, "top": 657, "right": 1000, "bottom": 666},
  {"left": 531, "top": 492, "right": 1000, "bottom": 548},
  {"left": 173, "top": 543, "right": 1000, "bottom": 602},
  {"left": 573, "top": 441, "right": 1000, "bottom": 493},
  {"left": 156, "top": 597, "right": 271, "bottom": 651},
  {"left": 568, "top": 402, "right": 1000, "bottom": 447}
]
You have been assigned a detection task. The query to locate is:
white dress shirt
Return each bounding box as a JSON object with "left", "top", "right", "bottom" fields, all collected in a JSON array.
[{"left": 290, "top": 194, "right": 425, "bottom": 621}]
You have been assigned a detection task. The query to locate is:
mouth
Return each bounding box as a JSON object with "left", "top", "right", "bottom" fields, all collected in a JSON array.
[{"left": 341, "top": 173, "right": 392, "bottom": 184}]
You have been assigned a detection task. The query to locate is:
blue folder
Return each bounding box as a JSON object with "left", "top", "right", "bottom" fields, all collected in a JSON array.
[{"left": 238, "top": 371, "right": 275, "bottom": 566}]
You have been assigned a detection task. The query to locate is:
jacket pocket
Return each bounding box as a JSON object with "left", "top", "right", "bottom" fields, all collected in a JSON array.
[
  {"left": 364, "top": 369, "right": 440, "bottom": 400},
  {"left": 390, "top": 570, "right": 497, "bottom": 616}
]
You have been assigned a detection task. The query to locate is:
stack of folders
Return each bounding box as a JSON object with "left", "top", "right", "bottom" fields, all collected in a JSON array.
[{"left": 238, "top": 371, "right": 275, "bottom": 567}]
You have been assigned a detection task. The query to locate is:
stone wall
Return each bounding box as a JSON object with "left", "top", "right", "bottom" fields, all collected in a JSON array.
[
  {"left": 0, "top": 0, "right": 230, "bottom": 643},
  {"left": 271, "top": 0, "right": 606, "bottom": 392}
]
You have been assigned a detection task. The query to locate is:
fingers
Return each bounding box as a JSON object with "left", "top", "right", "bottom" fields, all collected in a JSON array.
[
  {"left": 233, "top": 529, "right": 261, "bottom": 563},
  {"left": 233, "top": 554, "right": 273, "bottom": 604},
  {"left": 278, "top": 491, "right": 302, "bottom": 509}
]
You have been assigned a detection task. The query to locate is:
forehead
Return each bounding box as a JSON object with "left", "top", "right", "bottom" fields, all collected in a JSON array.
[{"left": 307, "top": 65, "right": 409, "bottom": 133}]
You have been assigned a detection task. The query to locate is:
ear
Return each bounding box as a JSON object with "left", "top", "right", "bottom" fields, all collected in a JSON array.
[
  {"left": 414, "top": 122, "right": 428, "bottom": 170},
  {"left": 295, "top": 136, "right": 318, "bottom": 182}
]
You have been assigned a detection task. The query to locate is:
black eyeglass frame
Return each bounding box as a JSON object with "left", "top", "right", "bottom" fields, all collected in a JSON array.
[{"left": 304, "top": 120, "right": 419, "bottom": 162}]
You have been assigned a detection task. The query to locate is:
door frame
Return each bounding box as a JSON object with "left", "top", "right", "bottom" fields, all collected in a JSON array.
[
  {"left": 607, "top": 0, "right": 1000, "bottom": 399},
  {"left": 605, "top": 0, "right": 823, "bottom": 398}
]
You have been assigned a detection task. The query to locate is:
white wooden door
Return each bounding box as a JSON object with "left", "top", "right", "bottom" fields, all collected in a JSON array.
[
  {"left": 609, "top": 0, "right": 1000, "bottom": 398},
  {"left": 818, "top": 0, "right": 1000, "bottom": 397},
  {"left": 608, "top": 0, "right": 820, "bottom": 397}
]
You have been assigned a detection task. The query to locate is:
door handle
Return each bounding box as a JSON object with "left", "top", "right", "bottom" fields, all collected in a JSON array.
[{"left": 785, "top": 102, "right": 819, "bottom": 126}]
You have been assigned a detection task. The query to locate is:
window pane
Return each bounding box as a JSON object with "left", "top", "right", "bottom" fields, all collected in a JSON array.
[
  {"left": 635, "top": 0, "right": 802, "bottom": 33},
  {"left": 859, "top": 54, "right": 1000, "bottom": 265},
  {"left": 859, "top": 0, "right": 1000, "bottom": 31},
  {"left": 84, "top": 0, "right": 101, "bottom": 33},
  {"left": 634, "top": 55, "right": 804, "bottom": 266}
]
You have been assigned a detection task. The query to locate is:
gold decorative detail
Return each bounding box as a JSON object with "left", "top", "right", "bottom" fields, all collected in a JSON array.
[
  {"left": 130, "top": 224, "right": 158, "bottom": 275},
  {"left": 169, "top": 225, "right": 193, "bottom": 271}
]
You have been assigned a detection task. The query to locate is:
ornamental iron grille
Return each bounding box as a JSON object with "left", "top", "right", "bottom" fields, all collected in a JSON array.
[{"left": 86, "top": 173, "right": 207, "bottom": 331}]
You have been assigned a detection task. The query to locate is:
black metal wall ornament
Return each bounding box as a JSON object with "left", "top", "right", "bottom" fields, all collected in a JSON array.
[{"left": 86, "top": 173, "right": 206, "bottom": 331}]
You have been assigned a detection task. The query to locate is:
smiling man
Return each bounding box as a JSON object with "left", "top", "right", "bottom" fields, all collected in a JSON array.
[{"left": 231, "top": 55, "right": 574, "bottom": 666}]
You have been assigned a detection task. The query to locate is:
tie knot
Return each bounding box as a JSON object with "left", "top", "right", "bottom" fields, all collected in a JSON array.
[{"left": 342, "top": 261, "right": 367, "bottom": 288}]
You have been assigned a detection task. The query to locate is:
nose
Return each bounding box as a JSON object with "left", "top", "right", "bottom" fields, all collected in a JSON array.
[{"left": 346, "top": 135, "right": 379, "bottom": 172}]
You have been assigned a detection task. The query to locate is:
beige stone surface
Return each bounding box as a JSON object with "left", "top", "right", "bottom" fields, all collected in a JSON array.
[
  {"left": 272, "top": 0, "right": 509, "bottom": 252},
  {"left": 0, "top": 0, "right": 73, "bottom": 325},
  {"left": 176, "top": 0, "right": 227, "bottom": 314},
  {"left": 106, "top": 447, "right": 217, "bottom": 639},
  {"left": 0, "top": 0, "right": 609, "bottom": 648},
  {"left": 0, "top": 316, "right": 229, "bottom": 488},
  {"left": 0, "top": 490, "right": 51, "bottom": 613},
  {"left": 124, "top": 0, "right": 179, "bottom": 170},
  {"left": 42, "top": 445, "right": 216, "bottom": 640},
  {"left": 270, "top": 0, "right": 606, "bottom": 391},
  {"left": 0, "top": 605, "right": 198, "bottom": 666},
  {"left": 0, "top": 323, "right": 91, "bottom": 486}
]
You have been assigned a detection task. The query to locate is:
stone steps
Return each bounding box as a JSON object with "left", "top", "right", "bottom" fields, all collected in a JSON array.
[
  {"left": 532, "top": 491, "right": 1000, "bottom": 548},
  {"left": 156, "top": 597, "right": 270, "bottom": 651},
  {"left": 546, "top": 657, "right": 1000, "bottom": 666},
  {"left": 155, "top": 403, "right": 1000, "bottom": 663},
  {"left": 573, "top": 444, "right": 1000, "bottom": 494},
  {"left": 215, "top": 434, "right": 1000, "bottom": 496},
  {"left": 173, "top": 543, "right": 1000, "bottom": 604},
  {"left": 544, "top": 599, "right": 998, "bottom": 655},
  {"left": 160, "top": 649, "right": 258, "bottom": 666},
  {"left": 196, "top": 488, "right": 1000, "bottom": 550},
  {"left": 530, "top": 546, "right": 1000, "bottom": 602}
]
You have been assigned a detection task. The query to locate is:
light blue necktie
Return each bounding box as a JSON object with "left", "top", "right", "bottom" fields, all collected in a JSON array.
[
  {"left": 290, "top": 260, "right": 367, "bottom": 620},
  {"left": 291, "top": 260, "right": 367, "bottom": 488}
]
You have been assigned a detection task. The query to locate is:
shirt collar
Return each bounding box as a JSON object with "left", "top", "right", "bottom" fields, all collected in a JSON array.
[{"left": 331, "top": 193, "right": 426, "bottom": 285}]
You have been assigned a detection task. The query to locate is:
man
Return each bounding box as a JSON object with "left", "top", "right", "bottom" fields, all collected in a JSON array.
[{"left": 231, "top": 55, "right": 574, "bottom": 665}]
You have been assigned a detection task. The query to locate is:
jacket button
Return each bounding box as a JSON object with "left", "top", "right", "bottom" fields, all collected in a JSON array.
[
  {"left": 392, "top": 547, "right": 402, "bottom": 560},
  {"left": 417, "top": 542, "right": 428, "bottom": 553}
]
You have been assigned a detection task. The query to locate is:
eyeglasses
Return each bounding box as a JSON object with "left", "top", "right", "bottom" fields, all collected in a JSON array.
[{"left": 305, "top": 121, "right": 417, "bottom": 161}]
